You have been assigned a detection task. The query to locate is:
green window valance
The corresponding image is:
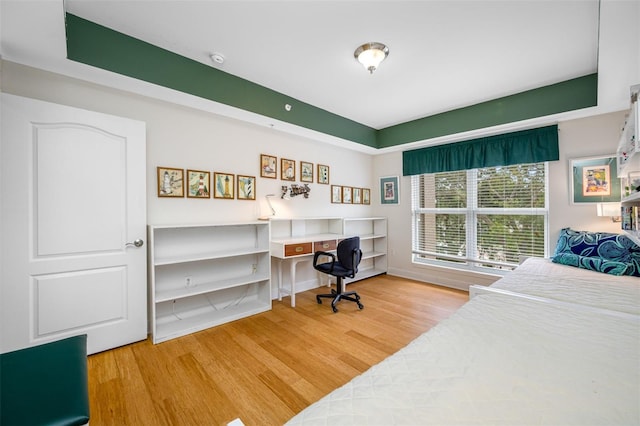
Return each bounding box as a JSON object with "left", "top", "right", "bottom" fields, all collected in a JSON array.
[{"left": 402, "top": 125, "right": 559, "bottom": 176}]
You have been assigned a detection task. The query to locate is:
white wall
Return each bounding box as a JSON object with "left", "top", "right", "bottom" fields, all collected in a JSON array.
[
  {"left": 373, "top": 110, "right": 628, "bottom": 289},
  {"left": 0, "top": 61, "right": 375, "bottom": 225},
  {"left": 0, "top": 61, "right": 377, "bottom": 296},
  {"left": 550, "top": 112, "right": 627, "bottom": 239},
  {"left": 0, "top": 61, "right": 633, "bottom": 292}
]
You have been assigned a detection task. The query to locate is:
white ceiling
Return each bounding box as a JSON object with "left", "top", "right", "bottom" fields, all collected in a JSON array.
[{"left": 2, "top": 0, "right": 600, "bottom": 131}]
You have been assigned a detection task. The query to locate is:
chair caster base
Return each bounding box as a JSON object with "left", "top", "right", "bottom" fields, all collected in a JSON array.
[{"left": 317, "top": 290, "right": 362, "bottom": 313}]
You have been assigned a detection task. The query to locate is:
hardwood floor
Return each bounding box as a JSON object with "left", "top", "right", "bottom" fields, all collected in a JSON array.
[{"left": 87, "top": 275, "right": 468, "bottom": 426}]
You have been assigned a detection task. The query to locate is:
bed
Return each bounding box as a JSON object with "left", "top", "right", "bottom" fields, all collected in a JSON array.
[
  {"left": 286, "top": 229, "right": 640, "bottom": 425},
  {"left": 472, "top": 256, "right": 640, "bottom": 315}
]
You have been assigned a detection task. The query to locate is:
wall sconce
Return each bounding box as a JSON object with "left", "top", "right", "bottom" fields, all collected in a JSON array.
[
  {"left": 596, "top": 202, "right": 622, "bottom": 222},
  {"left": 258, "top": 194, "right": 276, "bottom": 220},
  {"left": 282, "top": 184, "right": 311, "bottom": 199}
]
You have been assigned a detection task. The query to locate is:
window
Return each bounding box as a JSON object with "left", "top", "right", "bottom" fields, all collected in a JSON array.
[{"left": 411, "top": 162, "right": 548, "bottom": 273}]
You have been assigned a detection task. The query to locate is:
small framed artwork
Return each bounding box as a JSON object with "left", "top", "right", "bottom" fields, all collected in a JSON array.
[
  {"left": 281, "top": 158, "right": 296, "bottom": 181},
  {"left": 186, "top": 169, "right": 210, "bottom": 199},
  {"left": 157, "top": 167, "right": 184, "bottom": 197},
  {"left": 331, "top": 185, "right": 342, "bottom": 203},
  {"left": 380, "top": 176, "right": 399, "bottom": 204},
  {"left": 362, "top": 188, "right": 371, "bottom": 205},
  {"left": 628, "top": 171, "right": 640, "bottom": 195},
  {"left": 570, "top": 156, "right": 620, "bottom": 204},
  {"left": 317, "top": 164, "right": 330, "bottom": 184},
  {"left": 621, "top": 174, "right": 631, "bottom": 197},
  {"left": 353, "top": 187, "right": 362, "bottom": 204},
  {"left": 213, "top": 172, "right": 235, "bottom": 199},
  {"left": 300, "top": 161, "right": 314, "bottom": 183},
  {"left": 237, "top": 175, "right": 256, "bottom": 200},
  {"left": 342, "top": 186, "right": 353, "bottom": 204},
  {"left": 260, "top": 154, "right": 277, "bottom": 179}
]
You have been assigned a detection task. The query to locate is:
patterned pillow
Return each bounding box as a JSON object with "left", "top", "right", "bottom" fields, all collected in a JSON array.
[
  {"left": 552, "top": 252, "right": 630, "bottom": 276},
  {"left": 552, "top": 228, "right": 640, "bottom": 277}
]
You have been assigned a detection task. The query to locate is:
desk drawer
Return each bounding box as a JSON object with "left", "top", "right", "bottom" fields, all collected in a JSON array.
[
  {"left": 284, "top": 242, "right": 312, "bottom": 257},
  {"left": 314, "top": 240, "right": 337, "bottom": 252}
]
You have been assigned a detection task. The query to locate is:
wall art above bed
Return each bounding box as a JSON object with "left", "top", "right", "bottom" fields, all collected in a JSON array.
[{"left": 570, "top": 155, "right": 622, "bottom": 204}]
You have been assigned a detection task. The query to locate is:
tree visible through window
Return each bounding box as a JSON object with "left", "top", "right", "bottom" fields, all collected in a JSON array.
[{"left": 411, "top": 162, "right": 548, "bottom": 272}]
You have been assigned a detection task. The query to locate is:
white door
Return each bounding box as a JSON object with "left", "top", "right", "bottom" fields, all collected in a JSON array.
[{"left": 1, "top": 93, "right": 147, "bottom": 355}]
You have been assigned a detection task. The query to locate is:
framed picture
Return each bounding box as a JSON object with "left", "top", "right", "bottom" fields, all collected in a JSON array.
[
  {"left": 621, "top": 174, "right": 631, "bottom": 197},
  {"left": 237, "top": 175, "right": 256, "bottom": 200},
  {"left": 353, "top": 187, "right": 362, "bottom": 204},
  {"left": 342, "top": 186, "right": 353, "bottom": 204},
  {"left": 380, "top": 176, "right": 399, "bottom": 204},
  {"left": 186, "top": 169, "right": 210, "bottom": 199},
  {"left": 260, "top": 154, "right": 277, "bottom": 179},
  {"left": 213, "top": 172, "right": 235, "bottom": 199},
  {"left": 317, "top": 164, "right": 330, "bottom": 184},
  {"left": 628, "top": 171, "right": 640, "bottom": 195},
  {"left": 281, "top": 158, "right": 296, "bottom": 181},
  {"left": 570, "top": 155, "right": 621, "bottom": 204},
  {"left": 362, "top": 188, "right": 371, "bottom": 205},
  {"left": 331, "top": 185, "right": 342, "bottom": 203},
  {"left": 157, "top": 167, "right": 184, "bottom": 197},
  {"left": 300, "top": 161, "right": 313, "bottom": 183}
]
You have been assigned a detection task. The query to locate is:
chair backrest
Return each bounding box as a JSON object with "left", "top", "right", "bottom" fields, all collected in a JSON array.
[{"left": 337, "top": 236, "right": 362, "bottom": 275}]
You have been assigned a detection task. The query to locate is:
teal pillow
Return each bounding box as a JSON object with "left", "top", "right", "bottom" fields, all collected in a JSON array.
[
  {"left": 552, "top": 252, "right": 630, "bottom": 276},
  {"left": 553, "top": 228, "right": 640, "bottom": 276}
]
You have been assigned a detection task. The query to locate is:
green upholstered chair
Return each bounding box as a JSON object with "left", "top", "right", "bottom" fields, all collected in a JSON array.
[{"left": 1, "top": 334, "right": 90, "bottom": 426}]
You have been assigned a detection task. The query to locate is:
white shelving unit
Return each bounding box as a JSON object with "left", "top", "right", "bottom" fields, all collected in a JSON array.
[
  {"left": 617, "top": 100, "right": 638, "bottom": 176},
  {"left": 148, "top": 222, "right": 271, "bottom": 343},
  {"left": 342, "top": 217, "right": 388, "bottom": 283},
  {"left": 617, "top": 85, "right": 640, "bottom": 245}
]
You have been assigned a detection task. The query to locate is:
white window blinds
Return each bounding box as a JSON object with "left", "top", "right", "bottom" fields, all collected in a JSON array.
[{"left": 411, "top": 162, "right": 548, "bottom": 272}]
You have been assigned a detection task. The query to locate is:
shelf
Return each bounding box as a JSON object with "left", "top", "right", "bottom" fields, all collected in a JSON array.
[
  {"left": 343, "top": 217, "right": 387, "bottom": 284},
  {"left": 622, "top": 192, "right": 640, "bottom": 203},
  {"left": 616, "top": 90, "right": 640, "bottom": 242},
  {"left": 355, "top": 233, "right": 386, "bottom": 241},
  {"left": 617, "top": 95, "right": 639, "bottom": 176},
  {"left": 361, "top": 250, "right": 386, "bottom": 260},
  {"left": 149, "top": 222, "right": 271, "bottom": 343},
  {"left": 154, "top": 247, "right": 269, "bottom": 266},
  {"left": 345, "top": 267, "right": 386, "bottom": 283},
  {"left": 154, "top": 299, "right": 271, "bottom": 343},
  {"left": 155, "top": 272, "right": 270, "bottom": 303},
  {"left": 343, "top": 217, "right": 386, "bottom": 222}
]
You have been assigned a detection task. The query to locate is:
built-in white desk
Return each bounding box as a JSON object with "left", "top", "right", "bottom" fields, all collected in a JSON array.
[
  {"left": 270, "top": 233, "right": 345, "bottom": 307},
  {"left": 270, "top": 217, "right": 388, "bottom": 307}
]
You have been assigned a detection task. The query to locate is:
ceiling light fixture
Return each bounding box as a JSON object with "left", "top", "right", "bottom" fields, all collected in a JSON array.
[{"left": 354, "top": 42, "right": 389, "bottom": 74}]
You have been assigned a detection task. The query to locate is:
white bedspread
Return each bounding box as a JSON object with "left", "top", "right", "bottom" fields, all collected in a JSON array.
[
  {"left": 286, "top": 293, "right": 640, "bottom": 425},
  {"left": 488, "top": 257, "right": 640, "bottom": 315}
]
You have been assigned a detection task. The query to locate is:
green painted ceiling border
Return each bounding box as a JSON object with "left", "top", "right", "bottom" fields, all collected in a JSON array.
[
  {"left": 65, "top": 13, "right": 377, "bottom": 147},
  {"left": 377, "top": 74, "right": 598, "bottom": 148},
  {"left": 65, "top": 13, "right": 598, "bottom": 150}
]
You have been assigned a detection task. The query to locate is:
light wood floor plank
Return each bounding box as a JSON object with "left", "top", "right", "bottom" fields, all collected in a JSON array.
[{"left": 87, "top": 275, "right": 467, "bottom": 425}]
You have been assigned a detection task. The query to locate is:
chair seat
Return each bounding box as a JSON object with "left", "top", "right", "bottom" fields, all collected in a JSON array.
[{"left": 314, "top": 261, "right": 353, "bottom": 278}]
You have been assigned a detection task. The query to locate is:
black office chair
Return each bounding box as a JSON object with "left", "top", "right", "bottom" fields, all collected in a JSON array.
[{"left": 313, "top": 236, "right": 364, "bottom": 313}]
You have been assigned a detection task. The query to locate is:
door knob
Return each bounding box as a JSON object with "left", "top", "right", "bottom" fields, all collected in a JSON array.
[{"left": 126, "top": 239, "right": 144, "bottom": 248}]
